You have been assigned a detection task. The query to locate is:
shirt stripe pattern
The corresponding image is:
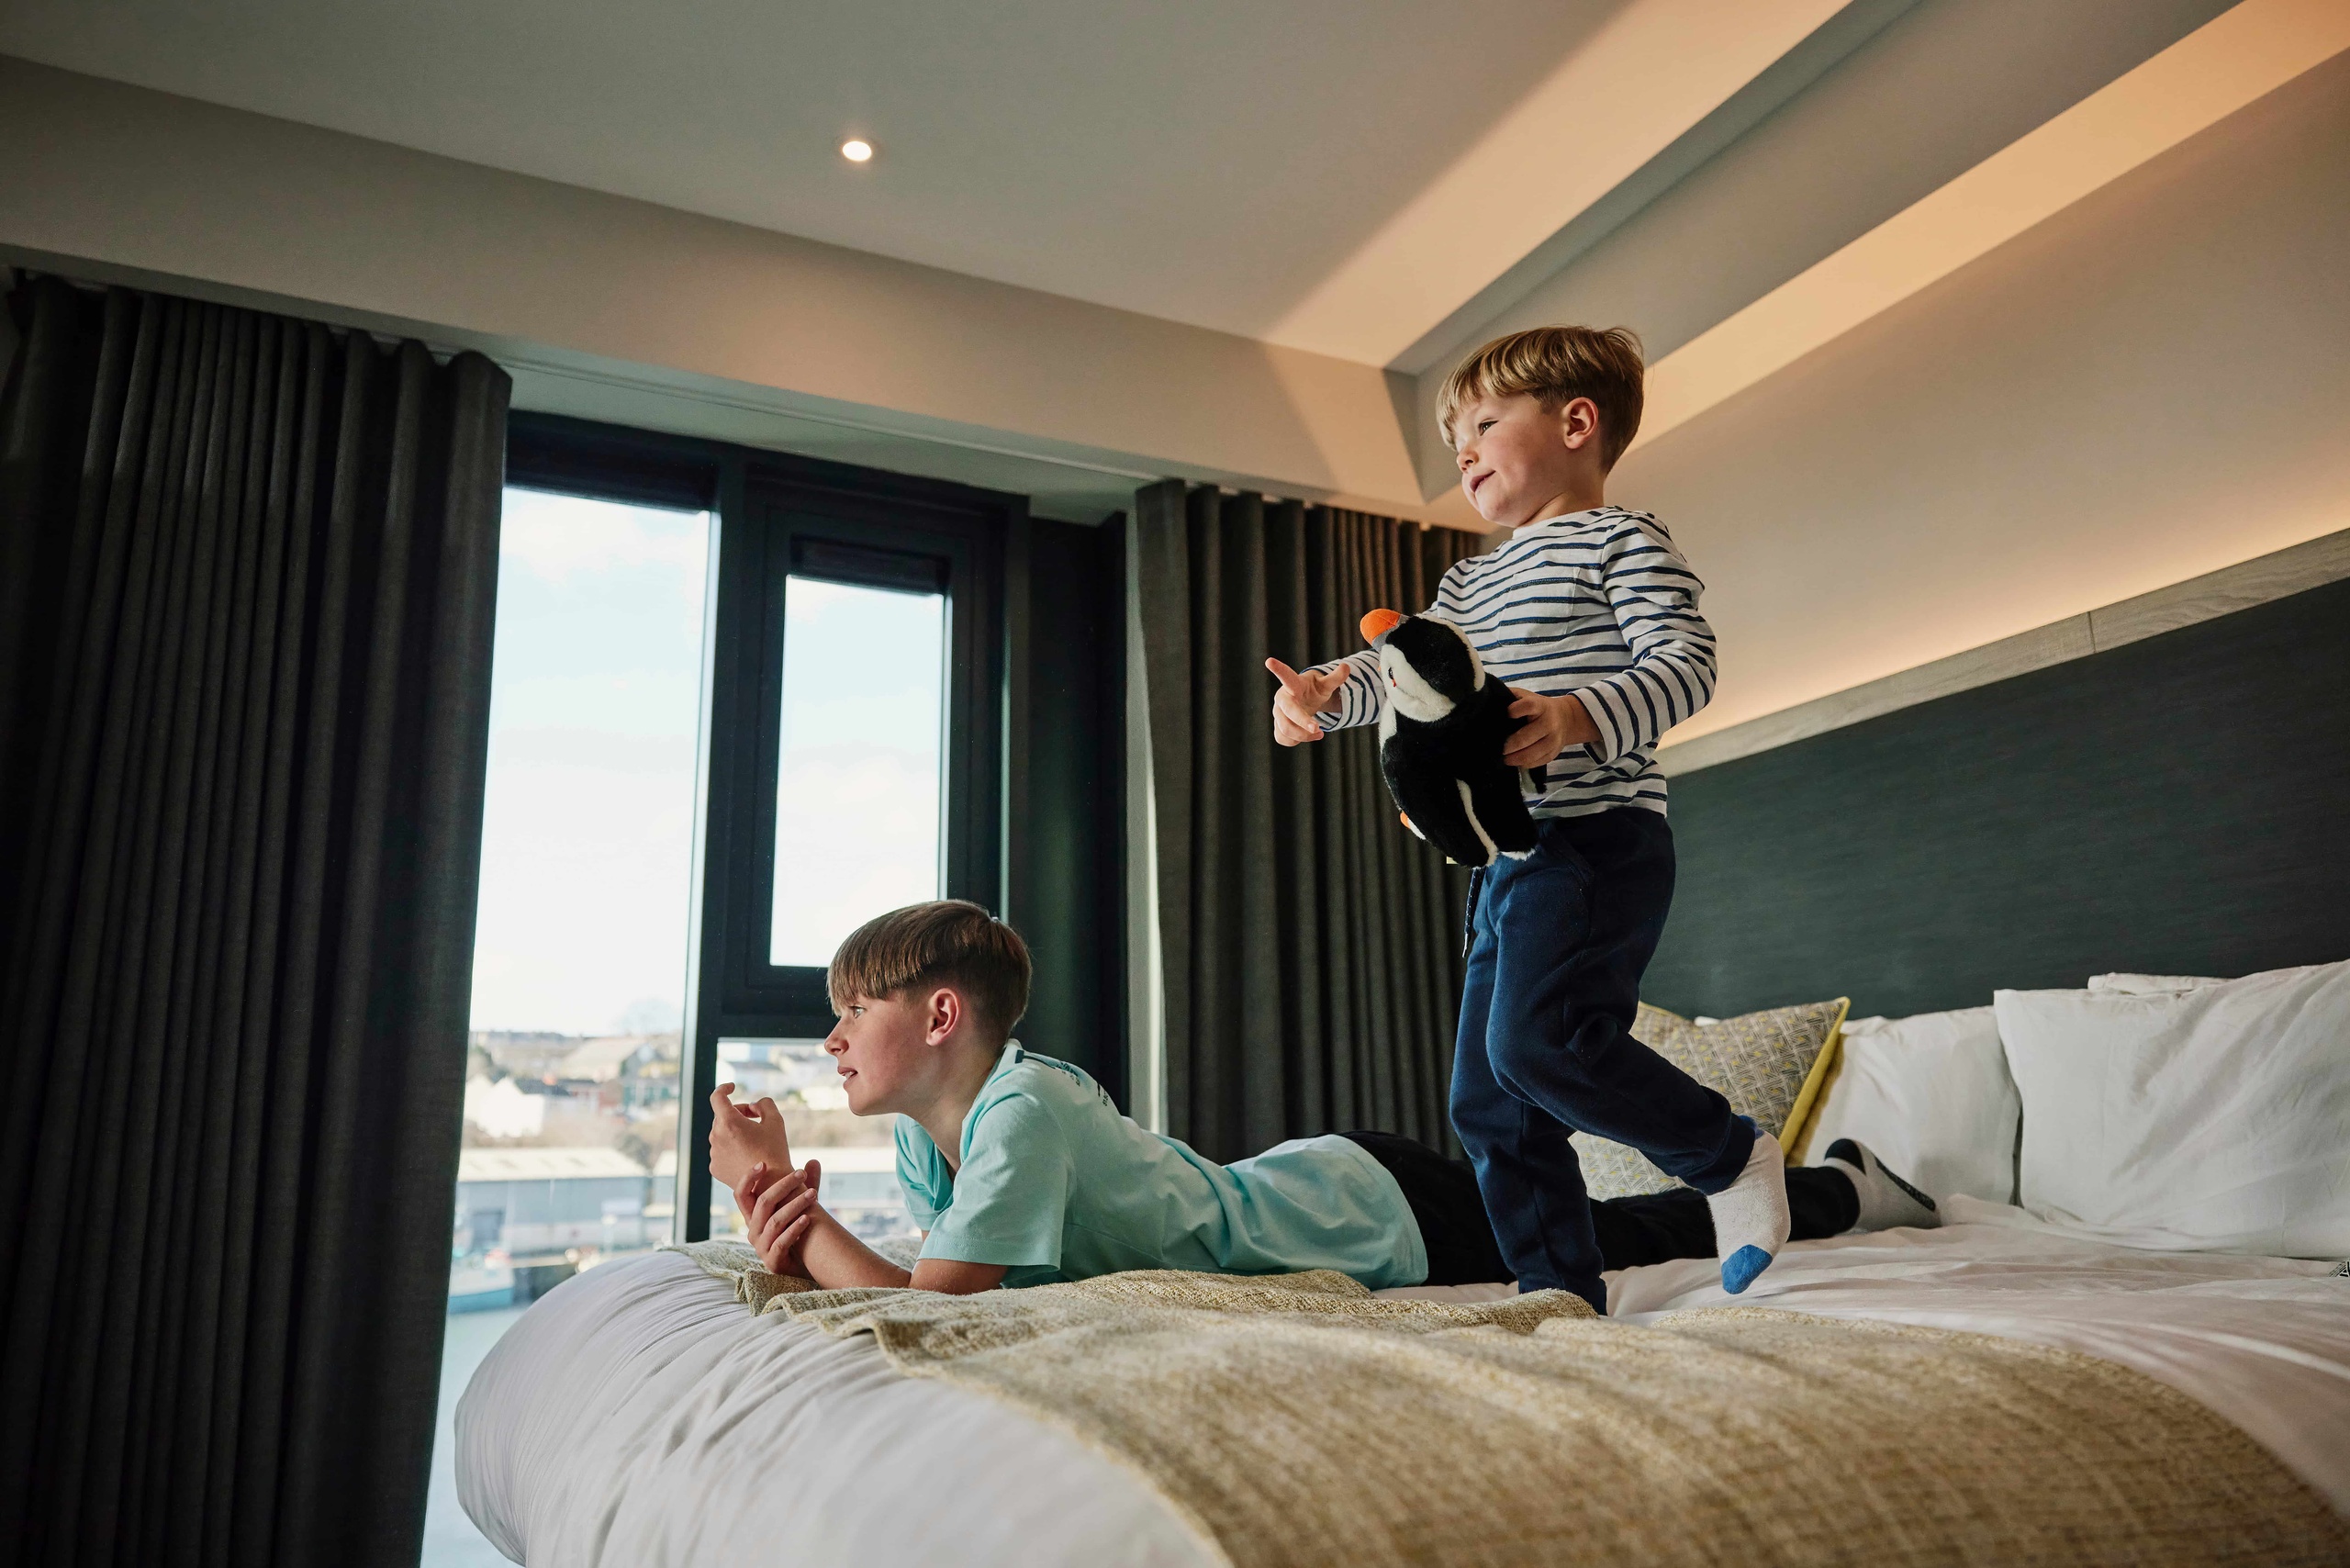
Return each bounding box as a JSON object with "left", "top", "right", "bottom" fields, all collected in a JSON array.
[{"left": 1312, "top": 507, "right": 1716, "bottom": 818}]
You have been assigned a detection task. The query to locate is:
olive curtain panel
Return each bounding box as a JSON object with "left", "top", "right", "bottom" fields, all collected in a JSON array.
[
  {"left": 1134, "top": 480, "right": 1481, "bottom": 1165},
  {"left": 0, "top": 277, "right": 509, "bottom": 1568}
]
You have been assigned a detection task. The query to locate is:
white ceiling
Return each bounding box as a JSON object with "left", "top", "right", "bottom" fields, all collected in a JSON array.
[{"left": 0, "top": 0, "right": 1665, "bottom": 358}]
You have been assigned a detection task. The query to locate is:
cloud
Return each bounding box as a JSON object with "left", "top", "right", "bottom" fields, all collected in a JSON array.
[{"left": 502, "top": 488, "right": 710, "bottom": 588}]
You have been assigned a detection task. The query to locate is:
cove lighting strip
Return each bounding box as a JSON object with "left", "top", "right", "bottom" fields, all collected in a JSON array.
[{"left": 1635, "top": 0, "right": 2350, "bottom": 453}]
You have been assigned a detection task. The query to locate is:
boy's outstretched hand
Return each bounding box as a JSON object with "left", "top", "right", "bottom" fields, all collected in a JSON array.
[
  {"left": 708, "top": 1081, "right": 794, "bottom": 1193},
  {"left": 1266, "top": 658, "right": 1348, "bottom": 745}
]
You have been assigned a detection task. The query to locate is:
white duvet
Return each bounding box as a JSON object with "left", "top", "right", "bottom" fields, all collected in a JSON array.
[{"left": 460, "top": 1209, "right": 2350, "bottom": 1565}]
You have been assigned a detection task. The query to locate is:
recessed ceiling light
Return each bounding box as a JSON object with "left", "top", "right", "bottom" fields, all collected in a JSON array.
[{"left": 840, "top": 139, "right": 874, "bottom": 163}]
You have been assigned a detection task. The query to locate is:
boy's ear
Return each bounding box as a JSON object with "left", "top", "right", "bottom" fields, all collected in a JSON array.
[
  {"left": 1557, "top": 396, "right": 1600, "bottom": 452},
  {"left": 925, "top": 985, "right": 963, "bottom": 1045}
]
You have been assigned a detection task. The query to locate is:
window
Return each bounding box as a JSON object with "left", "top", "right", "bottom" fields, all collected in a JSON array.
[
  {"left": 425, "top": 482, "right": 715, "bottom": 1566},
  {"left": 770, "top": 576, "right": 947, "bottom": 967},
  {"left": 420, "top": 416, "right": 1068, "bottom": 1564},
  {"left": 683, "top": 463, "right": 1011, "bottom": 1239},
  {"left": 462, "top": 485, "right": 711, "bottom": 1247}
]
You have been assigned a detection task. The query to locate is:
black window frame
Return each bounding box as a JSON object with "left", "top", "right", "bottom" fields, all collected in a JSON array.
[
  {"left": 709, "top": 468, "right": 1008, "bottom": 1033},
  {"left": 506, "top": 411, "right": 1030, "bottom": 1243}
]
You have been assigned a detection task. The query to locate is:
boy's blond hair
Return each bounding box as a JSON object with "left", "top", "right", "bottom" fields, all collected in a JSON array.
[
  {"left": 828, "top": 900, "right": 1032, "bottom": 1046},
  {"left": 1437, "top": 325, "right": 1646, "bottom": 470}
]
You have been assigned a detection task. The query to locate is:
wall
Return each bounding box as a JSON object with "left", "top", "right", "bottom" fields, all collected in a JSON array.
[
  {"left": 0, "top": 56, "right": 1427, "bottom": 525},
  {"left": 1389, "top": 0, "right": 2349, "bottom": 751},
  {"left": 1621, "top": 45, "right": 2350, "bottom": 744},
  {"left": 1644, "top": 577, "right": 2350, "bottom": 1021},
  {"left": 1405, "top": 0, "right": 2232, "bottom": 399}
]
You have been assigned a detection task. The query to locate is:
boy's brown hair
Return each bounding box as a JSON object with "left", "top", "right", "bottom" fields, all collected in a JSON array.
[
  {"left": 828, "top": 900, "right": 1032, "bottom": 1045},
  {"left": 1437, "top": 325, "right": 1647, "bottom": 470}
]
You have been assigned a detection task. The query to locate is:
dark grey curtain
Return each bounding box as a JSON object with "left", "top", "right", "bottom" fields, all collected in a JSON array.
[
  {"left": 1136, "top": 479, "right": 1482, "bottom": 1164},
  {"left": 0, "top": 277, "right": 508, "bottom": 1568}
]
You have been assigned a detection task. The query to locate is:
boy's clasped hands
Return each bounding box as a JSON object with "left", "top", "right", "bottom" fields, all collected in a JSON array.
[{"left": 708, "top": 1081, "right": 828, "bottom": 1277}]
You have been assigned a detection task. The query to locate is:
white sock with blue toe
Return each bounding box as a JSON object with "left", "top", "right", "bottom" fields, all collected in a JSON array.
[{"left": 1707, "top": 1129, "right": 1790, "bottom": 1294}]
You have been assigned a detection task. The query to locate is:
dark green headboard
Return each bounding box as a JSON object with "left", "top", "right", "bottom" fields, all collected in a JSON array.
[{"left": 1645, "top": 577, "right": 2350, "bottom": 1020}]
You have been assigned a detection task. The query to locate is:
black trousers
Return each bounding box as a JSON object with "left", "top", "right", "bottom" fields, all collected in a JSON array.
[
  {"left": 1449, "top": 810, "right": 1752, "bottom": 1311},
  {"left": 1343, "top": 1130, "right": 1859, "bottom": 1288}
]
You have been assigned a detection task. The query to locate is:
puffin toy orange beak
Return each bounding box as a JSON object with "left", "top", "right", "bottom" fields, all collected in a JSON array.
[{"left": 1360, "top": 608, "right": 1404, "bottom": 645}]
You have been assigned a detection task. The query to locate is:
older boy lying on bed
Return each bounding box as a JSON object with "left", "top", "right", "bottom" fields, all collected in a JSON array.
[{"left": 709, "top": 901, "right": 1936, "bottom": 1303}]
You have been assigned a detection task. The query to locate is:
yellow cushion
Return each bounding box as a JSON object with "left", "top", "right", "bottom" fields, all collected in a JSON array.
[{"left": 1572, "top": 998, "right": 1850, "bottom": 1200}]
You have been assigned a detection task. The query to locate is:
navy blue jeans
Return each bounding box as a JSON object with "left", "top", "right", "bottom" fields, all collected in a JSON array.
[{"left": 1451, "top": 807, "right": 1753, "bottom": 1312}]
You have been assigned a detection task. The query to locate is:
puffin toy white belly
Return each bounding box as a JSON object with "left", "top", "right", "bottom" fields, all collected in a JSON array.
[{"left": 1360, "top": 608, "right": 1538, "bottom": 868}]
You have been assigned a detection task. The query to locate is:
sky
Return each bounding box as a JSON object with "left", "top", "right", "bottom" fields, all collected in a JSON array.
[
  {"left": 467, "top": 493, "right": 950, "bottom": 1036},
  {"left": 468, "top": 489, "right": 711, "bottom": 1036},
  {"left": 770, "top": 577, "right": 945, "bottom": 967}
]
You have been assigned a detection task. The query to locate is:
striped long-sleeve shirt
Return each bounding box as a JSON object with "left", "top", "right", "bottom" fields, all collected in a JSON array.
[{"left": 1311, "top": 506, "right": 1717, "bottom": 818}]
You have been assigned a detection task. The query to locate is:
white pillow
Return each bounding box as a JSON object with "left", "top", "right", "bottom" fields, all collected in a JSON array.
[
  {"left": 1998, "top": 960, "right": 2350, "bottom": 1257},
  {"left": 1797, "top": 1007, "right": 2018, "bottom": 1204},
  {"left": 2087, "top": 972, "right": 2224, "bottom": 994}
]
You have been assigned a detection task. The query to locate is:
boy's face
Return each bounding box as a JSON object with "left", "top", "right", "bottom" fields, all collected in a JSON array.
[
  {"left": 822, "top": 987, "right": 956, "bottom": 1116},
  {"left": 1450, "top": 391, "right": 1598, "bottom": 528}
]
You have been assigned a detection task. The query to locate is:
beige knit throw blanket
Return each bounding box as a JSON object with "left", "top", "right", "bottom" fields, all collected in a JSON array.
[{"left": 666, "top": 1241, "right": 2349, "bottom": 1567}]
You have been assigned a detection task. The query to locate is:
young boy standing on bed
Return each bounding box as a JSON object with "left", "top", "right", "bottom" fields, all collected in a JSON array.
[
  {"left": 707, "top": 901, "right": 1933, "bottom": 1297},
  {"left": 1265, "top": 326, "right": 1786, "bottom": 1313}
]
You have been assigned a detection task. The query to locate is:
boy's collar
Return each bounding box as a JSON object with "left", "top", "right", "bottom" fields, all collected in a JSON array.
[
  {"left": 969, "top": 1039, "right": 1024, "bottom": 1108},
  {"left": 946, "top": 1042, "right": 1024, "bottom": 1161},
  {"left": 1511, "top": 505, "right": 1617, "bottom": 534}
]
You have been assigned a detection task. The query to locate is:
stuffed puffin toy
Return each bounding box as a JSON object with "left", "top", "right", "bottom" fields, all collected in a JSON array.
[{"left": 1360, "top": 608, "right": 1538, "bottom": 868}]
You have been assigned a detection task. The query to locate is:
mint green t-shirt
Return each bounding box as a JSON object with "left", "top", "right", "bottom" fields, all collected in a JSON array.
[{"left": 894, "top": 1045, "right": 1427, "bottom": 1290}]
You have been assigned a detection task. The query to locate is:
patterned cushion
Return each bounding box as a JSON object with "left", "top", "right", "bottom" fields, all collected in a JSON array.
[{"left": 1573, "top": 998, "right": 1850, "bottom": 1199}]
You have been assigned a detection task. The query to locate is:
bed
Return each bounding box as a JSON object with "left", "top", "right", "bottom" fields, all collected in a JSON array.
[
  {"left": 457, "top": 962, "right": 2350, "bottom": 1565},
  {"left": 458, "top": 1207, "right": 2350, "bottom": 1566}
]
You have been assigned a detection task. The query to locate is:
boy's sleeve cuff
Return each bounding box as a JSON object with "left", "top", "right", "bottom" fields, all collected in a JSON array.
[
  {"left": 918, "top": 1229, "right": 1060, "bottom": 1269},
  {"left": 1317, "top": 655, "right": 1381, "bottom": 729},
  {"left": 1573, "top": 687, "right": 1628, "bottom": 763},
  {"left": 1306, "top": 648, "right": 1372, "bottom": 728}
]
